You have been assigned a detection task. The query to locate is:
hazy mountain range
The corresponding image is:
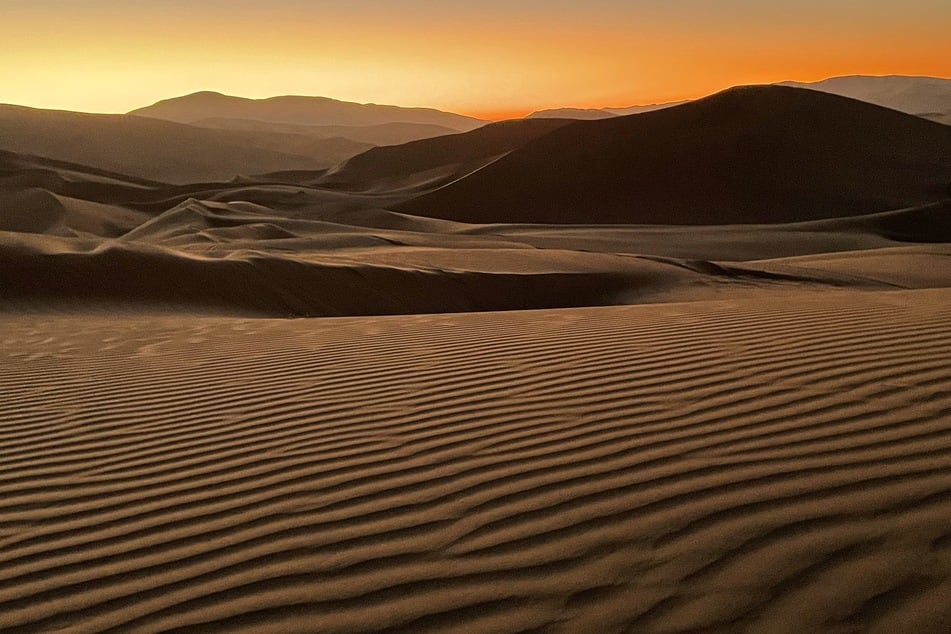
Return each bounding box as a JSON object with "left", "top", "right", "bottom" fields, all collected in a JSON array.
[
  {"left": 0, "top": 92, "right": 488, "bottom": 183},
  {"left": 778, "top": 75, "right": 951, "bottom": 120},
  {"left": 527, "top": 102, "right": 690, "bottom": 120},
  {"left": 129, "top": 91, "right": 487, "bottom": 130}
]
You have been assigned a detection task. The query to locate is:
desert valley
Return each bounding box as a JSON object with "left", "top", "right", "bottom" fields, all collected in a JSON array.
[{"left": 1, "top": 71, "right": 950, "bottom": 632}]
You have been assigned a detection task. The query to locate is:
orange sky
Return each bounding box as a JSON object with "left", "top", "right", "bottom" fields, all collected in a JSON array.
[{"left": 1, "top": 1, "right": 949, "bottom": 119}]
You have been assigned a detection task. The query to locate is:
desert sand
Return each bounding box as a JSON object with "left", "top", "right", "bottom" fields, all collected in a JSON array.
[{"left": 1, "top": 85, "right": 950, "bottom": 632}]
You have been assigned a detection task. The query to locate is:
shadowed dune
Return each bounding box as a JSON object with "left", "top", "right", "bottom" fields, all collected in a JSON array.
[
  {"left": 2, "top": 144, "right": 950, "bottom": 317},
  {"left": 0, "top": 188, "right": 148, "bottom": 238},
  {"left": 922, "top": 111, "right": 951, "bottom": 125},
  {"left": 0, "top": 237, "right": 643, "bottom": 317},
  {"left": 2, "top": 204, "right": 949, "bottom": 316},
  {"left": 319, "top": 118, "right": 573, "bottom": 191},
  {"left": 398, "top": 86, "right": 951, "bottom": 224},
  {"left": 0, "top": 290, "right": 949, "bottom": 632}
]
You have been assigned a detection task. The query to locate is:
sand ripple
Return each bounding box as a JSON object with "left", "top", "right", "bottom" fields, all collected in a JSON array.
[{"left": 0, "top": 290, "right": 949, "bottom": 632}]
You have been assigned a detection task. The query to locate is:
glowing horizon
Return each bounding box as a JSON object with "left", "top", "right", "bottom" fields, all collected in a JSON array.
[{"left": 2, "top": 1, "right": 949, "bottom": 121}]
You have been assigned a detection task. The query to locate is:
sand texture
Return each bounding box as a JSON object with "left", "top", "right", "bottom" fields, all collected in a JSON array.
[{"left": 1, "top": 290, "right": 950, "bottom": 632}]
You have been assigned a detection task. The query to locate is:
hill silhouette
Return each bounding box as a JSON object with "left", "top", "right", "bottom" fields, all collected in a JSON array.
[
  {"left": 398, "top": 86, "right": 951, "bottom": 225},
  {"left": 0, "top": 104, "right": 375, "bottom": 183},
  {"left": 131, "top": 91, "right": 486, "bottom": 131}
]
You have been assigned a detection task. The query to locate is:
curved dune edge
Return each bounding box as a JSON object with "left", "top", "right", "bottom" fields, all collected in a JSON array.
[{"left": 0, "top": 288, "right": 949, "bottom": 632}]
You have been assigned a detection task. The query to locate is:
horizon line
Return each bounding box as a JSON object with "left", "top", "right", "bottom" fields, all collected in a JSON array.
[{"left": 3, "top": 73, "right": 949, "bottom": 123}]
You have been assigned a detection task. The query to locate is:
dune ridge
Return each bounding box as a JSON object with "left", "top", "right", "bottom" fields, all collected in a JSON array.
[
  {"left": 320, "top": 118, "right": 573, "bottom": 191},
  {"left": 399, "top": 86, "right": 951, "bottom": 225},
  {"left": 0, "top": 289, "right": 949, "bottom": 632}
]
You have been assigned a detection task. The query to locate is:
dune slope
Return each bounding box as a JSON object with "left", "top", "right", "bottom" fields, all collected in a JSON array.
[
  {"left": 320, "top": 118, "right": 572, "bottom": 191},
  {"left": 398, "top": 86, "right": 951, "bottom": 225}
]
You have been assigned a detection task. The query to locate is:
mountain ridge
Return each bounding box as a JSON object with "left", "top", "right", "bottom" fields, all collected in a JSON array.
[{"left": 130, "top": 91, "right": 487, "bottom": 131}]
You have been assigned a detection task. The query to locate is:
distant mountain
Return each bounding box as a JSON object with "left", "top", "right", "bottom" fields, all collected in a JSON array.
[
  {"left": 528, "top": 76, "right": 951, "bottom": 124},
  {"left": 526, "top": 108, "right": 617, "bottom": 120},
  {"left": 778, "top": 75, "right": 951, "bottom": 117},
  {"left": 398, "top": 86, "right": 951, "bottom": 225},
  {"left": 320, "top": 118, "right": 573, "bottom": 191},
  {"left": 130, "top": 91, "right": 487, "bottom": 132},
  {"left": 190, "top": 118, "right": 460, "bottom": 147},
  {"left": 0, "top": 104, "right": 372, "bottom": 183},
  {"left": 527, "top": 101, "right": 686, "bottom": 120}
]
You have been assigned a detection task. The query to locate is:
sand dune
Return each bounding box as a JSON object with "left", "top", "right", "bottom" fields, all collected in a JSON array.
[
  {"left": 922, "top": 111, "right": 951, "bottom": 125},
  {"left": 2, "top": 144, "right": 949, "bottom": 317},
  {"left": 399, "top": 86, "right": 951, "bottom": 224},
  {"left": 320, "top": 119, "right": 572, "bottom": 191},
  {"left": 130, "top": 91, "right": 486, "bottom": 132},
  {"left": 1, "top": 289, "right": 949, "bottom": 632},
  {"left": 2, "top": 198, "right": 949, "bottom": 316},
  {"left": 0, "top": 188, "right": 148, "bottom": 238}
]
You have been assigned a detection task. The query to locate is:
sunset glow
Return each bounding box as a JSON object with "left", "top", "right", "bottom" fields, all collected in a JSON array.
[{"left": 2, "top": 0, "right": 949, "bottom": 119}]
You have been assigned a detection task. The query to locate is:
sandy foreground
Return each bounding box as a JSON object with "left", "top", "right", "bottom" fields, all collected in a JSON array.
[{"left": 1, "top": 288, "right": 949, "bottom": 633}]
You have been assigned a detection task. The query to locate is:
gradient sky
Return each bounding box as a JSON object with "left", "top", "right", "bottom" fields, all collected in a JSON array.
[{"left": 2, "top": 0, "right": 949, "bottom": 119}]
